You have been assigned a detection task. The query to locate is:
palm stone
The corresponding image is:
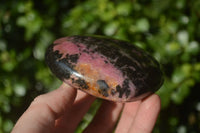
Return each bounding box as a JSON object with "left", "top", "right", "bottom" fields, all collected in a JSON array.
[{"left": 45, "top": 35, "right": 164, "bottom": 102}]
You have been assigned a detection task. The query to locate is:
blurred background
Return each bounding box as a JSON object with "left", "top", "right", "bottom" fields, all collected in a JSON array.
[{"left": 0, "top": 0, "right": 200, "bottom": 132}]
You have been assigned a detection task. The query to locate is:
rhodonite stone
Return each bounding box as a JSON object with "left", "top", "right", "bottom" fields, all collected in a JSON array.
[{"left": 45, "top": 35, "right": 164, "bottom": 102}]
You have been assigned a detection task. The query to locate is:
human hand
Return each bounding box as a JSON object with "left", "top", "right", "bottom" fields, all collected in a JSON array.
[{"left": 11, "top": 83, "right": 161, "bottom": 133}]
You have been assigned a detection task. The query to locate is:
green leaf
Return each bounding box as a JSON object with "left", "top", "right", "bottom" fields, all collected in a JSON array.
[
  {"left": 136, "top": 18, "right": 149, "bottom": 32},
  {"left": 104, "top": 21, "right": 119, "bottom": 36},
  {"left": 3, "top": 120, "right": 13, "bottom": 133}
]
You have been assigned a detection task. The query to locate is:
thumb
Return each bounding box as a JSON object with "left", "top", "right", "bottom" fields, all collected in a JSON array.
[{"left": 12, "top": 83, "right": 77, "bottom": 133}]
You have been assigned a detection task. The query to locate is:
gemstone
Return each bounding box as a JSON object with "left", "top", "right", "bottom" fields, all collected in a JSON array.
[{"left": 45, "top": 35, "right": 164, "bottom": 102}]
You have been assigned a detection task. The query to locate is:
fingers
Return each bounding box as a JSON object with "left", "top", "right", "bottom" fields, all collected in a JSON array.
[
  {"left": 31, "top": 83, "right": 77, "bottom": 117},
  {"left": 128, "top": 94, "right": 161, "bottom": 133},
  {"left": 12, "top": 82, "right": 161, "bottom": 133},
  {"left": 12, "top": 83, "right": 77, "bottom": 133},
  {"left": 55, "top": 90, "right": 96, "bottom": 132},
  {"left": 115, "top": 100, "right": 142, "bottom": 133},
  {"left": 83, "top": 101, "right": 123, "bottom": 133}
]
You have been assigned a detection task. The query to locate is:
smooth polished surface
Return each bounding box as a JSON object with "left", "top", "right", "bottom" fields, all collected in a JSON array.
[{"left": 45, "top": 35, "right": 163, "bottom": 102}]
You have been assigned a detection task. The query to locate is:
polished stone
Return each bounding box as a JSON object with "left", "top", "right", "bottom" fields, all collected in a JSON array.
[{"left": 45, "top": 35, "right": 164, "bottom": 102}]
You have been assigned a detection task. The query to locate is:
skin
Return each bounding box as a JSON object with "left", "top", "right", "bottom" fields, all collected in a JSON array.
[{"left": 11, "top": 83, "right": 161, "bottom": 133}]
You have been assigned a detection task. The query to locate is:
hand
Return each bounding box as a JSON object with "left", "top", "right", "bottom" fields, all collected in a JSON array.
[{"left": 11, "top": 83, "right": 161, "bottom": 133}]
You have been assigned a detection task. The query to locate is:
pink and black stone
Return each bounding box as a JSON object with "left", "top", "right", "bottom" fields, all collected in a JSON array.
[{"left": 45, "top": 35, "right": 164, "bottom": 102}]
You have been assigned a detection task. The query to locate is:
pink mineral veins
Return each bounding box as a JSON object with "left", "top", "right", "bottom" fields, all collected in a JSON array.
[{"left": 45, "top": 35, "right": 164, "bottom": 102}]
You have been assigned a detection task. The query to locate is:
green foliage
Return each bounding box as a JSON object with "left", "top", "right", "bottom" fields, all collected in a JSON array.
[{"left": 0, "top": 0, "right": 200, "bottom": 132}]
